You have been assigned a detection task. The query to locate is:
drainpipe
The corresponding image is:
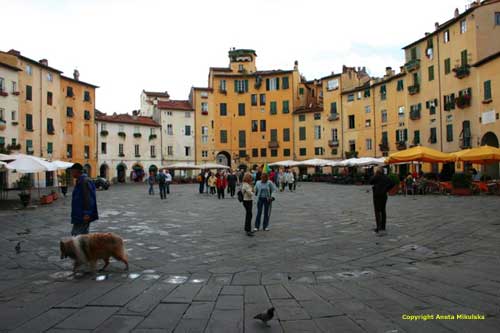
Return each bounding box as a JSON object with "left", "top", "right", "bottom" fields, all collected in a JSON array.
[
  {"left": 39, "top": 68, "right": 43, "bottom": 157},
  {"left": 372, "top": 85, "right": 377, "bottom": 158},
  {"left": 339, "top": 87, "right": 345, "bottom": 159},
  {"left": 436, "top": 34, "right": 444, "bottom": 152}
]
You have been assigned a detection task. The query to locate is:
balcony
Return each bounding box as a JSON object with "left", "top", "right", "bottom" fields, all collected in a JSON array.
[
  {"left": 7, "top": 143, "right": 21, "bottom": 151},
  {"left": 404, "top": 59, "right": 420, "bottom": 72},
  {"left": 133, "top": 133, "right": 142, "bottom": 138},
  {"left": 408, "top": 84, "right": 420, "bottom": 95},
  {"left": 328, "top": 113, "right": 340, "bottom": 121},
  {"left": 27, "top": 147, "right": 34, "bottom": 155},
  {"left": 453, "top": 65, "right": 470, "bottom": 79},
  {"left": 100, "top": 130, "right": 108, "bottom": 136},
  {"left": 0, "top": 90, "right": 8, "bottom": 97},
  {"left": 379, "top": 142, "right": 389, "bottom": 152},
  {"left": 12, "top": 91, "right": 20, "bottom": 96},
  {"left": 219, "top": 87, "right": 227, "bottom": 94},
  {"left": 328, "top": 140, "right": 339, "bottom": 147},
  {"left": 119, "top": 153, "right": 125, "bottom": 157},
  {"left": 201, "top": 110, "right": 208, "bottom": 115},
  {"left": 410, "top": 109, "right": 421, "bottom": 120},
  {"left": 0, "top": 119, "right": 5, "bottom": 130},
  {"left": 47, "top": 129, "right": 55, "bottom": 135},
  {"left": 397, "top": 141, "right": 407, "bottom": 150},
  {"left": 456, "top": 94, "right": 471, "bottom": 109},
  {"left": 149, "top": 134, "right": 157, "bottom": 141},
  {"left": 345, "top": 151, "right": 358, "bottom": 159},
  {"left": 118, "top": 131, "right": 126, "bottom": 138},
  {"left": 268, "top": 140, "right": 279, "bottom": 149}
]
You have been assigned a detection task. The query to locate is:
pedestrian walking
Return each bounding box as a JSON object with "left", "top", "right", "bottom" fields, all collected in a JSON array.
[
  {"left": 208, "top": 172, "right": 217, "bottom": 195},
  {"left": 227, "top": 171, "right": 238, "bottom": 198},
  {"left": 147, "top": 171, "right": 155, "bottom": 195},
  {"left": 254, "top": 173, "right": 276, "bottom": 232},
  {"left": 285, "top": 170, "right": 294, "bottom": 191},
  {"left": 292, "top": 170, "right": 298, "bottom": 191},
  {"left": 158, "top": 169, "right": 167, "bottom": 200},
  {"left": 241, "top": 172, "right": 255, "bottom": 236},
  {"left": 198, "top": 170, "right": 205, "bottom": 194},
  {"left": 70, "top": 163, "right": 98, "bottom": 236},
  {"left": 205, "top": 170, "right": 211, "bottom": 194},
  {"left": 216, "top": 172, "right": 227, "bottom": 199},
  {"left": 165, "top": 169, "right": 172, "bottom": 194},
  {"left": 369, "top": 167, "right": 395, "bottom": 236},
  {"left": 277, "top": 169, "right": 284, "bottom": 192}
]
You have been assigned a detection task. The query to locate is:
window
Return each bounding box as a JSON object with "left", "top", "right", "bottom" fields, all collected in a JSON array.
[
  {"left": 362, "top": 105, "right": 370, "bottom": 114},
  {"left": 166, "top": 124, "right": 173, "bottom": 135},
  {"left": 11, "top": 81, "right": 17, "bottom": 93},
  {"left": 134, "top": 144, "right": 140, "bottom": 157},
  {"left": 201, "top": 126, "right": 208, "bottom": 143},
  {"left": 239, "top": 150, "right": 247, "bottom": 158},
  {"left": 348, "top": 115, "right": 355, "bottom": 129},
  {"left": 299, "top": 114, "right": 305, "bottom": 122},
  {"left": 398, "top": 106, "right": 405, "bottom": 119},
  {"left": 185, "top": 125, "right": 191, "bottom": 136},
  {"left": 462, "top": 121, "right": 472, "bottom": 147},
  {"left": 460, "top": 19, "right": 467, "bottom": 34},
  {"left": 429, "top": 127, "right": 437, "bottom": 144},
  {"left": 167, "top": 146, "right": 173, "bottom": 156},
  {"left": 446, "top": 124, "right": 453, "bottom": 142},
  {"left": 67, "top": 86, "right": 74, "bottom": 97},
  {"left": 428, "top": 66, "right": 434, "bottom": 81},
  {"left": 347, "top": 94, "right": 354, "bottom": 102},
  {"left": 234, "top": 79, "right": 249, "bottom": 93},
  {"left": 238, "top": 64, "right": 244, "bottom": 72},
  {"left": 444, "top": 94, "right": 456, "bottom": 111},
  {"left": 134, "top": 126, "right": 140, "bottom": 135},
  {"left": 47, "top": 118, "right": 54, "bottom": 134},
  {"left": 101, "top": 142, "right": 107, "bottom": 154},
  {"left": 66, "top": 107, "right": 74, "bottom": 117},
  {"left": 299, "top": 87, "right": 304, "bottom": 95},
  {"left": 396, "top": 129, "right": 408, "bottom": 142},
  {"left": 150, "top": 145, "right": 156, "bottom": 157},
  {"left": 260, "top": 148, "right": 267, "bottom": 157},
  {"left": 84, "top": 110, "right": 91, "bottom": 120},
  {"left": 26, "top": 85, "right": 32, "bottom": 101},
  {"left": 0, "top": 108, "right": 4, "bottom": 121},
  {"left": 271, "top": 149, "right": 278, "bottom": 157},
  {"left": 47, "top": 142, "right": 53, "bottom": 155},
  {"left": 330, "top": 102, "right": 337, "bottom": 115},
  {"left": 357, "top": 92, "right": 362, "bottom": 100},
  {"left": 380, "top": 84, "right": 387, "bottom": 100},
  {"left": 11, "top": 110, "right": 16, "bottom": 121},
  {"left": 238, "top": 130, "right": 246, "bottom": 148},
  {"left": 366, "top": 139, "right": 372, "bottom": 151},
  {"left": 202, "top": 150, "right": 208, "bottom": 158},
  {"left": 266, "top": 77, "right": 280, "bottom": 91},
  {"left": 314, "top": 147, "right": 324, "bottom": 156},
  {"left": 461, "top": 49, "right": 468, "bottom": 66},
  {"left": 238, "top": 103, "right": 245, "bottom": 116},
  {"left": 252, "top": 148, "right": 259, "bottom": 157},
  {"left": 167, "top": 111, "right": 173, "bottom": 116},
  {"left": 270, "top": 101, "right": 277, "bottom": 115},
  {"left": 251, "top": 120, "right": 258, "bottom": 132},
  {"left": 496, "top": 12, "right": 500, "bottom": 25},
  {"left": 26, "top": 114, "right": 33, "bottom": 130},
  {"left": 67, "top": 144, "right": 73, "bottom": 158},
  {"left": 260, "top": 94, "right": 266, "bottom": 105},
  {"left": 314, "top": 125, "right": 321, "bottom": 140},
  {"left": 84, "top": 91, "right": 91, "bottom": 102},
  {"left": 327, "top": 79, "right": 339, "bottom": 91},
  {"left": 47, "top": 73, "right": 53, "bottom": 82},
  {"left": 26, "top": 65, "right": 32, "bottom": 75},
  {"left": 364, "top": 89, "right": 371, "bottom": 97},
  {"left": 299, "top": 148, "right": 307, "bottom": 156},
  {"left": 201, "top": 102, "right": 208, "bottom": 114},
  {"left": 444, "top": 30, "right": 450, "bottom": 43},
  {"left": 311, "top": 112, "right": 320, "bottom": 121},
  {"left": 220, "top": 130, "right": 228, "bottom": 143},
  {"left": 220, "top": 103, "right": 227, "bottom": 116},
  {"left": 484, "top": 80, "right": 492, "bottom": 101},
  {"left": 219, "top": 79, "right": 226, "bottom": 92},
  {"left": 381, "top": 110, "right": 387, "bottom": 123},
  {"left": 0, "top": 78, "right": 5, "bottom": 92},
  {"left": 365, "top": 119, "right": 371, "bottom": 127},
  {"left": 331, "top": 128, "right": 338, "bottom": 141},
  {"left": 283, "top": 148, "right": 291, "bottom": 157},
  {"left": 283, "top": 128, "right": 290, "bottom": 142},
  {"left": 84, "top": 145, "right": 90, "bottom": 159},
  {"left": 185, "top": 111, "right": 191, "bottom": 118},
  {"left": 282, "top": 100, "right": 289, "bottom": 114},
  {"left": 270, "top": 129, "right": 278, "bottom": 142},
  {"left": 251, "top": 94, "right": 257, "bottom": 106},
  {"left": 260, "top": 119, "right": 266, "bottom": 132},
  {"left": 282, "top": 77, "right": 289, "bottom": 89},
  {"left": 444, "top": 58, "right": 451, "bottom": 74},
  {"left": 185, "top": 146, "right": 191, "bottom": 156},
  {"left": 413, "top": 130, "right": 420, "bottom": 145},
  {"left": 299, "top": 127, "right": 306, "bottom": 140},
  {"left": 397, "top": 80, "right": 404, "bottom": 91}
]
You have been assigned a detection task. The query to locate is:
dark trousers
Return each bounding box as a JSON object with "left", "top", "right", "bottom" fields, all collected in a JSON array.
[
  {"left": 255, "top": 197, "right": 270, "bottom": 229},
  {"left": 71, "top": 222, "right": 89, "bottom": 236},
  {"left": 288, "top": 183, "right": 293, "bottom": 191},
  {"left": 166, "top": 182, "right": 171, "bottom": 194},
  {"left": 199, "top": 182, "right": 204, "bottom": 193},
  {"left": 217, "top": 187, "right": 225, "bottom": 199},
  {"left": 373, "top": 194, "right": 388, "bottom": 231},
  {"left": 159, "top": 183, "right": 167, "bottom": 199},
  {"left": 210, "top": 186, "right": 216, "bottom": 195},
  {"left": 148, "top": 184, "right": 154, "bottom": 195},
  {"left": 228, "top": 184, "right": 236, "bottom": 197},
  {"left": 243, "top": 200, "right": 253, "bottom": 232}
]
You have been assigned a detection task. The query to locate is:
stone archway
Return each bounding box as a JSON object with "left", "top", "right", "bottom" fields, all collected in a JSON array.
[
  {"left": 131, "top": 163, "right": 145, "bottom": 182},
  {"left": 99, "top": 164, "right": 109, "bottom": 179},
  {"left": 117, "top": 163, "right": 127, "bottom": 183},
  {"left": 216, "top": 151, "right": 231, "bottom": 168},
  {"left": 481, "top": 132, "right": 499, "bottom": 178},
  {"left": 149, "top": 164, "right": 158, "bottom": 177}
]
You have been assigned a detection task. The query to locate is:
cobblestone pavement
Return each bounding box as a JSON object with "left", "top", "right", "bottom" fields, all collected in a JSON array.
[{"left": 1, "top": 182, "right": 500, "bottom": 332}]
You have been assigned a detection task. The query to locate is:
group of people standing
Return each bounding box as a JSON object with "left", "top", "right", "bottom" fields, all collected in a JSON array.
[
  {"left": 269, "top": 169, "right": 296, "bottom": 192},
  {"left": 147, "top": 169, "right": 172, "bottom": 199},
  {"left": 198, "top": 170, "right": 240, "bottom": 199}
]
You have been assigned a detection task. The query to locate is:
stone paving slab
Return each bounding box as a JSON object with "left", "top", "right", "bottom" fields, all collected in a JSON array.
[
  {"left": 11, "top": 308, "right": 77, "bottom": 333},
  {"left": 94, "top": 315, "right": 144, "bottom": 333},
  {"left": 55, "top": 306, "right": 119, "bottom": 330},
  {"left": 137, "top": 303, "right": 189, "bottom": 330}
]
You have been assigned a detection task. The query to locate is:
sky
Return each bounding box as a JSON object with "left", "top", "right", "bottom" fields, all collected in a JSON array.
[{"left": 2, "top": 0, "right": 470, "bottom": 114}]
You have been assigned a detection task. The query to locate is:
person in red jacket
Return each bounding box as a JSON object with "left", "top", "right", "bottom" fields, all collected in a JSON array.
[{"left": 216, "top": 172, "right": 228, "bottom": 199}]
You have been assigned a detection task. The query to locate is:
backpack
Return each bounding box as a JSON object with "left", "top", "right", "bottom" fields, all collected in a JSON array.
[
  {"left": 237, "top": 189, "right": 244, "bottom": 202},
  {"left": 158, "top": 174, "right": 166, "bottom": 184}
]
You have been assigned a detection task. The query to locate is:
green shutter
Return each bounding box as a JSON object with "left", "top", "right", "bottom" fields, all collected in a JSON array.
[
  {"left": 461, "top": 50, "right": 468, "bottom": 66},
  {"left": 266, "top": 78, "right": 270, "bottom": 91},
  {"left": 276, "top": 78, "right": 279, "bottom": 90},
  {"left": 484, "top": 80, "right": 492, "bottom": 100},
  {"left": 404, "top": 129, "right": 408, "bottom": 141},
  {"left": 244, "top": 79, "right": 249, "bottom": 92},
  {"left": 283, "top": 100, "right": 289, "bottom": 113},
  {"left": 395, "top": 130, "right": 399, "bottom": 142}
]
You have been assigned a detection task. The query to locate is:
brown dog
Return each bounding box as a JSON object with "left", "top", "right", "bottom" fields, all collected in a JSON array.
[{"left": 60, "top": 233, "right": 129, "bottom": 272}]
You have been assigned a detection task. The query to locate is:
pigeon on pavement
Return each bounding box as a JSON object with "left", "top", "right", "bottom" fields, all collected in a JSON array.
[
  {"left": 254, "top": 307, "right": 275, "bottom": 326},
  {"left": 15, "top": 242, "right": 21, "bottom": 254}
]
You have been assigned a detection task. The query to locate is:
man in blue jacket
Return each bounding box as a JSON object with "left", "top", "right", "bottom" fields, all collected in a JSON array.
[{"left": 70, "top": 163, "right": 98, "bottom": 236}]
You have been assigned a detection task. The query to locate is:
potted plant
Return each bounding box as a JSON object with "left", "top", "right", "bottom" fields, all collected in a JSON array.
[
  {"left": 51, "top": 190, "right": 58, "bottom": 200},
  {"left": 40, "top": 194, "right": 53, "bottom": 205},
  {"left": 388, "top": 173, "right": 400, "bottom": 196},
  {"left": 17, "top": 175, "right": 32, "bottom": 207},
  {"left": 451, "top": 173, "right": 472, "bottom": 195}
]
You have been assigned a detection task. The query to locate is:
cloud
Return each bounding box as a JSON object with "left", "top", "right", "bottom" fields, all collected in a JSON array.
[{"left": 2, "top": 0, "right": 463, "bottom": 113}]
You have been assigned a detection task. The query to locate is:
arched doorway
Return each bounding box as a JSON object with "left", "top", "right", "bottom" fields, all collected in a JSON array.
[
  {"left": 216, "top": 151, "right": 231, "bottom": 168},
  {"left": 117, "top": 163, "right": 127, "bottom": 183},
  {"left": 83, "top": 164, "right": 92, "bottom": 177},
  {"left": 149, "top": 165, "right": 158, "bottom": 177},
  {"left": 481, "top": 132, "right": 499, "bottom": 178},
  {"left": 100, "top": 164, "right": 109, "bottom": 179},
  {"left": 131, "top": 163, "right": 145, "bottom": 182}
]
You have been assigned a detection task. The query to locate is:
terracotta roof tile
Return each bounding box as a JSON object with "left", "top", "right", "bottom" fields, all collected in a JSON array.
[
  {"left": 157, "top": 100, "right": 193, "bottom": 111},
  {"left": 143, "top": 90, "right": 170, "bottom": 98},
  {"left": 96, "top": 113, "right": 161, "bottom": 127}
]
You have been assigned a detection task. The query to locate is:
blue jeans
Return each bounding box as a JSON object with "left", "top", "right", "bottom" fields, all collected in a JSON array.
[
  {"left": 255, "top": 197, "right": 270, "bottom": 230},
  {"left": 199, "top": 182, "right": 204, "bottom": 193},
  {"left": 148, "top": 184, "right": 154, "bottom": 195}
]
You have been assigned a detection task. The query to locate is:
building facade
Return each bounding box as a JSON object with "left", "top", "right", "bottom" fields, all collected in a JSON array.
[{"left": 96, "top": 112, "right": 161, "bottom": 182}]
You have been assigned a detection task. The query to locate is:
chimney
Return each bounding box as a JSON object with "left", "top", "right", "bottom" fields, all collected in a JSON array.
[
  {"left": 400, "top": 66, "right": 404, "bottom": 73},
  {"left": 8, "top": 49, "right": 20, "bottom": 56},
  {"left": 424, "top": 32, "right": 430, "bottom": 36},
  {"left": 435, "top": 22, "right": 439, "bottom": 30},
  {"left": 454, "top": 8, "right": 459, "bottom": 17},
  {"left": 73, "top": 69, "right": 80, "bottom": 81},
  {"left": 132, "top": 110, "right": 138, "bottom": 118},
  {"left": 39, "top": 59, "right": 48, "bottom": 66},
  {"left": 385, "top": 67, "right": 392, "bottom": 77},
  {"left": 294, "top": 60, "right": 298, "bottom": 70}
]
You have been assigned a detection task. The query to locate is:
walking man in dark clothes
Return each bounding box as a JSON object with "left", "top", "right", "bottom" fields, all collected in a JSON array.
[{"left": 369, "top": 167, "right": 395, "bottom": 236}]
